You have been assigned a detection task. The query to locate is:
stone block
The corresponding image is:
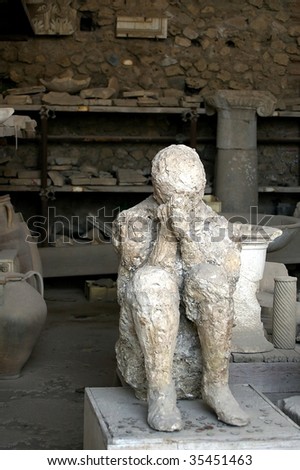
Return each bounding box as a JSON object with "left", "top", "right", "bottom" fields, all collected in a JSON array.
[
  {"left": 80, "top": 88, "right": 116, "bottom": 99},
  {"left": 4, "top": 95, "right": 33, "bottom": 105},
  {"left": 0, "top": 178, "right": 9, "bottom": 185},
  {"left": 70, "top": 176, "right": 117, "bottom": 186},
  {"left": 175, "top": 36, "right": 191, "bottom": 47},
  {"left": 85, "top": 281, "right": 117, "bottom": 302},
  {"left": 18, "top": 170, "right": 41, "bottom": 179},
  {"left": 137, "top": 96, "right": 159, "bottom": 106},
  {"left": 83, "top": 99, "right": 113, "bottom": 106},
  {"left": 3, "top": 168, "right": 18, "bottom": 177},
  {"left": 48, "top": 170, "right": 65, "bottom": 187},
  {"left": 5, "top": 86, "right": 46, "bottom": 95},
  {"left": 277, "top": 396, "right": 300, "bottom": 426},
  {"left": 84, "top": 386, "right": 300, "bottom": 449},
  {"left": 113, "top": 99, "right": 137, "bottom": 107},
  {"left": 158, "top": 96, "right": 179, "bottom": 107},
  {"left": 123, "top": 90, "right": 159, "bottom": 98},
  {"left": 116, "top": 169, "right": 148, "bottom": 185},
  {"left": 48, "top": 165, "right": 73, "bottom": 171},
  {"left": 42, "top": 92, "right": 84, "bottom": 106},
  {"left": 11, "top": 178, "right": 51, "bottom": 186}
]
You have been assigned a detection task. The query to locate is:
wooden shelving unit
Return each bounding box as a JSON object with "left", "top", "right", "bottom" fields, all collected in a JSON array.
[
  {"left": 0, "top": 104, "right": 203, "bottom": 205},
  {"left": 0, "top": 104, "right": 299, "bottom": 235},
  {"left": 0, "top": 104, "right": 299, "bottom": 275}
]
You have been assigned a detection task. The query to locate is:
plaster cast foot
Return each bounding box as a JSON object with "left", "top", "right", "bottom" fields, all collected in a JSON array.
[
  {"left": 148, "top": 384, "right": 183, "bottom": 432},
  {"left": 202, "top": 383, "right": 250, "bottom": 427}
]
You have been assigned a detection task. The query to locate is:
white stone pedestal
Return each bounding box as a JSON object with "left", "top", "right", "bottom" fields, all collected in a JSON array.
[
  {"left": 232, "top": 240, "right": 273, "bottom": 353},
  {"left": 84, "top": 386, "right": 300, "bottom": 450},
  {"left": 232, "top": 225, "right": 282, "bottom": 353}
]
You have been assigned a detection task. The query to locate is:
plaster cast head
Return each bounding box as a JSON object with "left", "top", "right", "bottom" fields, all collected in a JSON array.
[{"left": 151, "top": 144, "right": 206, "bottom": 204}]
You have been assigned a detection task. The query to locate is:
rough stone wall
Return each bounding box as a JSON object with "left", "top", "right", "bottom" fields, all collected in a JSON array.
[
  {"left": 0, "top": 0, "right": 299, "bottom": 99},
  {"left": 258, "top": 117, "right": 299, "bottom": 187}
]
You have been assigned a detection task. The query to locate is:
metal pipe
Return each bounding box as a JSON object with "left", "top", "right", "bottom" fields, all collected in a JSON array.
[{"left": 39, "top": 106, "right": 49, "bottom": 246}]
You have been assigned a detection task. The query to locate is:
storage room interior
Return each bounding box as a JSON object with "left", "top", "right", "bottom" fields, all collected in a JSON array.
[{"left": 0, "top": 0, "right": 300, "bottom": 450}]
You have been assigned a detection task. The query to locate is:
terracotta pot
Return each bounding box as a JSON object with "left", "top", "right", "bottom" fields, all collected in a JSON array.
[{"left": 0, "top": 270, "right": 47, "bottom": 378}]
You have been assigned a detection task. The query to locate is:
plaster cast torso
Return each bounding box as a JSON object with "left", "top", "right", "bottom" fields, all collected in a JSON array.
[{"left": 112, "top": 194, "right": 241, "bottom": 377}]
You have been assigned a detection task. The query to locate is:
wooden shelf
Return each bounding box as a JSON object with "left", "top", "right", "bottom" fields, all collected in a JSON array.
[
  {"left": 52, "top": 185, "right": 154, "bottom": 193},
  {"left": 272, "top": 110, "right": 300, "bottom": 118},
  {"left": 3, "top": 184, "right": 300, "bottom": 194},
  {"left": 259, "top": 186, "right": 300, "bottom": 193},
  {"left": 0, "top": 184, "right": 154, "bottom": 193},
  {"left": 1, "top": 103, "right": 299, "bottom": 117},
  {"left": 0, "top": 104, "right": 205, "bottom": 115}
]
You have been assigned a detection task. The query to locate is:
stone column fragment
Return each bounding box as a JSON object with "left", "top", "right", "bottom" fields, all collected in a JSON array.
[
  {"left": 204, "top": 90, "right": 277, "bottom": 213},
  {"left": 273, "top": 276, "right": 297, "bottom": 349}
]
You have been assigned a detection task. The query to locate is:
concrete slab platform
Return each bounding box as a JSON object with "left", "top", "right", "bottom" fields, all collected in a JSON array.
[{"left": 84, "top": 385, "right": 300, "bottom": 450}]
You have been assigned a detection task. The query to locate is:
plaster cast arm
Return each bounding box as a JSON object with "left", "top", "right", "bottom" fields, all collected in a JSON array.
[
  {"left": 147, "top": 203, "right": 178, "bottom": 271},
  {"left": 166, "top": 195, "right": 207, "bottom": 267}
]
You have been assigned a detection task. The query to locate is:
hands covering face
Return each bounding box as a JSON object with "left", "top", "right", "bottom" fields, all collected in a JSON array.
[{"left": 156, "top": 192, "right": 201, "bottom": 241}]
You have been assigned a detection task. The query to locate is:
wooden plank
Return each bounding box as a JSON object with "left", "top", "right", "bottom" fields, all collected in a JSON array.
[{"left": 39, "top": 244, "right": 119, "bottom": 278}]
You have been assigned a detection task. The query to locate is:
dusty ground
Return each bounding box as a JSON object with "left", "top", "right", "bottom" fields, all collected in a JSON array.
[{"left": 0, "top": 279, "right": 120, "bottom": 450}]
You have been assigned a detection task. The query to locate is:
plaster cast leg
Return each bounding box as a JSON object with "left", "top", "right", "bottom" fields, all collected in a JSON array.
[
  {"left": 184, "top": 264, "right": 250, "bottom": 427},
  {"left": 130, "top": 265, "right": 182, "bottom": 432}
]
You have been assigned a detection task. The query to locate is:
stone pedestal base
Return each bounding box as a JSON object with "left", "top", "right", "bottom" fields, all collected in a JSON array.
[{"left": 84, "top": 386, "right": 300, "bottom": 450}]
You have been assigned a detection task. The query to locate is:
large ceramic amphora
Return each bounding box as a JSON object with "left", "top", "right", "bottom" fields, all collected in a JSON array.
[
  {"left": 0, "top": 270, "right": 47, "bottom": 378},
  {"left": 0, "top": 194, "right": 42, "bottom": 288}
]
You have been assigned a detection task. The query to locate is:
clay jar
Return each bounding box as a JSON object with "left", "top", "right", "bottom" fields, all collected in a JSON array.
[
  {"left": 0, "top": 271, "right": 47, "bottom": 378},
  {"left": 0, "top": 194, "right": 43, "bottom": 288}
]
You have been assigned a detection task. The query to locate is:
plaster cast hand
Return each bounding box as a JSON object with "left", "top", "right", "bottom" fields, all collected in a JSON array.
[
  {"left": 167, "top": 194, "right": 198, "bottom": 241},
  {"left": 156, "top": 202, "right": 174, "bottom": 240},
  {"left": 167, "top": 194, "right": 207, "bottom": 267}
]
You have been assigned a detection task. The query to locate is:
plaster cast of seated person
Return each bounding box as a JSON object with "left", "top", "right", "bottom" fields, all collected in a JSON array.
[{"left": 112, "top": 144, "right": 250, "bottom": 432}]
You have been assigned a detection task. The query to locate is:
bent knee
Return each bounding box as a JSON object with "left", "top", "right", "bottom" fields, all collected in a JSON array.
[
  {"left": 128, "top": 266, "right": 180, "bottom": 315},
  {"left": 133, "top": 265, "right": 178, "bottom": 293},
  {"left": 185, "top": 264, "right": 230, "bottom": 299}
]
